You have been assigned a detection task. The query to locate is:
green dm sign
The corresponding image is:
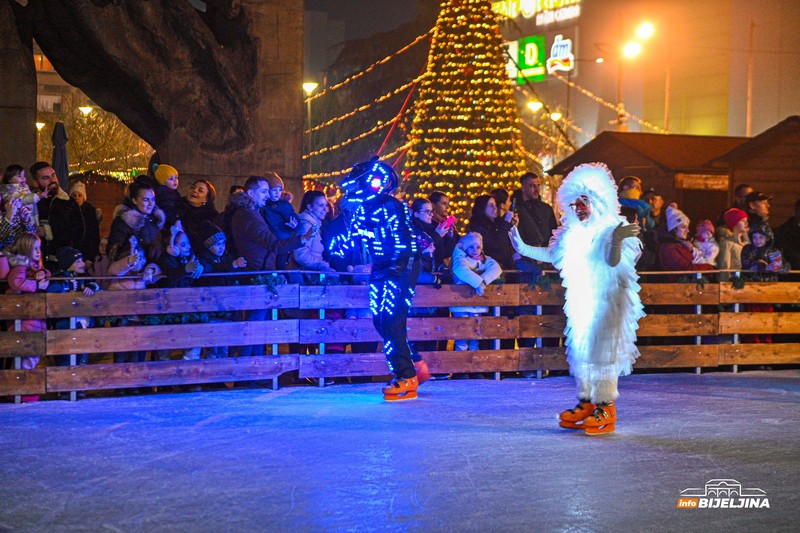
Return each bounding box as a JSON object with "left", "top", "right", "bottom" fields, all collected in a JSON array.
[{"left": 517, "top": 34, "right": 546, "bottom": 84}]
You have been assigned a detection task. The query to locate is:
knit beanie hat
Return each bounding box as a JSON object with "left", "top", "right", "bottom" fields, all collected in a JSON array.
[
  {"left": 154, "top": 164, "right": 179, "bottom": 185},
  {"left": 68, "top": 181, "right": 86, "bottom": 198},
  {"left": 458, "top": 231, "right": 483, "bottom": 251},
  {"left": 196, "top": 221, "right": 226, "bottom": 250},
  {"left": 723, "top": 208, "right": 748, "bottom": 230},
  {"left": 666, "top": 204, "right": 689, "bottom": 232},
  {"left": 695, "top": 219, "right": 714, "bottom": 236},
  {"left": 265, "top": 172, "right": 284, "bottom": 189},
  {"left": 57, "top": 247, "right": 83, "bottom": 271}
]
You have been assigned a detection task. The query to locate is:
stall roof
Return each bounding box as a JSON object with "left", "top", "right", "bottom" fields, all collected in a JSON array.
[
  {"left": 710, "top": 116, "right": 800, "bottom": 163},
  {"left": 548, "top": 131, "right": 748, "bottom": 175}
]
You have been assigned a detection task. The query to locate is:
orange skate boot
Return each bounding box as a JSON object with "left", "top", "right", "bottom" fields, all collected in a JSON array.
[
  {"left": 382, "top": 375, "right": 419, "bottom": 401},
  {"left": 582, "top": 403, "right": 617, "bottom": 435},
  {"left": 559, "top": 399, "right": 596, "bottom": 429},
  {"left": 414, "top": 360, "right": 432, "bottom": 384}
]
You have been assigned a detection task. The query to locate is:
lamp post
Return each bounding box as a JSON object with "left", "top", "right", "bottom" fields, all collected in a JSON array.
[
  {"left": 608, "top": 22, "right": 653, "bottom": 132},
  {"left": 302, "top": 82, "right": 318, "bottom": 174}
]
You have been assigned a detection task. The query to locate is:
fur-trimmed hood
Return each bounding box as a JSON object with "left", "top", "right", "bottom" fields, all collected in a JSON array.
[
  {"left": 228, "top": 191, "right": 255, "bottom": 210},
  {"left": 557, "top": 163, "right": 621, "bottom": 228},
  {"left": 112, "top": 204, "right": 166, "bottom": 231},
  {"left": 7, "top": 254, "right": 33, "bottom": 268}
]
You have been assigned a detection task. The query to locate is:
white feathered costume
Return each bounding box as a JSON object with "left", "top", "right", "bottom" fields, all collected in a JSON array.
[{"left": 512, "top": 163, "right": 645, "bottom": 402}]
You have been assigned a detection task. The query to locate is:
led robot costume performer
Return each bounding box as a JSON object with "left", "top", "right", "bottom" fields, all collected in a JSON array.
[
  {"left": 332, "top": 158, "right": 429, "bottom": 401},
  {"left": 510, "top": 163, "right": 645, "bottom": 434}
]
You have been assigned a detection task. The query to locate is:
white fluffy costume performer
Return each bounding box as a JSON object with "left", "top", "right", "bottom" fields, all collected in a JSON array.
[{"left": 510, "top": 163, "right": 645, "bottom": 434}]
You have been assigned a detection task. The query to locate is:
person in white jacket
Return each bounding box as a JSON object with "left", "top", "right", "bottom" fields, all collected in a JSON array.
[
  {"left": 509, "top": 163, "right": 645, "bottom": 435},
  {"left": 450, "top": 232, "right": 502, "bottom": 351}
]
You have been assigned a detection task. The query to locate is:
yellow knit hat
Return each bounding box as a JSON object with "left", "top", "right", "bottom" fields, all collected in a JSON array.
[{"left": 154, "top": 164, "right": 179, "bottom": 185}]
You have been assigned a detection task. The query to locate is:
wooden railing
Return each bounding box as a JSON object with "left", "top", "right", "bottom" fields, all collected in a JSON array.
[{"left": 1, "top": 280, "right": 799, "bottom": 397}]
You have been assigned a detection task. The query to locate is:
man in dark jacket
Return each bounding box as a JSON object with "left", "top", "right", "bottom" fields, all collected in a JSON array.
[
  {"left": 514, "top": 172, "right": 558, "bottom": 261},
  {"left": 30, "top": 161, "right": 82, "bottom": 266},
  {"left": 231, "top": 175, "right": 311, "bottom": 357}
]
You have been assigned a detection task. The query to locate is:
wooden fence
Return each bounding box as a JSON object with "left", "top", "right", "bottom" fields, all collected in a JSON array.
[{"left": 1, "top": 280, "right": 799, "bottom": 398}]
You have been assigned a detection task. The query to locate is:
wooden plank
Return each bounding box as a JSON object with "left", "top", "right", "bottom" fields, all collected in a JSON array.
[
  {"left": 519, "top": 314, "right": 566, "bottom": 338},
  {"left": 639, "top": 283, "right": 719, "bottom": 305},
  {"left": 719, "top": 312, "right": 800, "bottom": 334},
  {"left": 298, "top": 283, "right": 519, "bottom": 309},
  {"left": 299, "top": 352, "right": 388, "bottom": 378},
  {"left": 422, "top": 349, "right": 519, "bottom": 373},
  {"left": 45, "top": 355, "right": 300, "bottom": 391},
  {"left": 0, "top": 369, "right": 46, "bottom": 396},
  {"left": 519, "top": 347, "right": 569, "bottom": 370},
  {"left": 298, "top": 349, "right": 520, "bottom": 377},
  {"left": 519, "top": 314, "right": 719, "bottom": 338},
  {"left": 299, "top": 317, "right": 519, "bottom": 344},
  {"left": 519, "top": 284, "right": 565, "bottom": 306},
  {"left": 46, "top": 320, "right": 299, "bottom": 355},
  {"left": 719, "top": 282, "right": 800, "bottom": 304},
  {"left": 519, "top": 345, "right": 719, "bottom": 370},
  {"left": 637, "top": 314, "right": 719, "bottom": 336},
  {"left": 0, "top": 294, "right": 46, "bottom": 320},
  {"left": 46, "top": 284, "right": 300, "bottom": 317},
  {"left": 0, "top": 332, "right": 45, "bottom": 358},
  {"left": 635, "top": 345, "right": 719, "bottom": 368},
  {"left": 719, "top": 343, "right": 800, "bottom": 365}
]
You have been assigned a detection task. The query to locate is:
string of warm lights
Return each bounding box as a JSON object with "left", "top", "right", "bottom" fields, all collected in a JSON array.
[
  {"left": 302, "top": 141, "right": 411, "bottom": 181},
  {"left": 519, "top": 120, "right": 573, "bottom": 149},
  {"left": 521, "top": 148, "right": 543, "bottom": 165},
  {"left": 69, "top": 151, "right": 148, "bottom": 168},
  {"left": 305, "top": 74, "right": 425, "bottom": 134},
  {"left": 303, "top": 108, "right": 414, "bottom": 160},
  {"left": 514, "top": 85, "right": 593, "bottom": 142},
  {"left": 549, "top": 71, "right": 670, "bottom": 134},
  {"left": 305, "top": 30, "right": 433, "bottom": 103}
]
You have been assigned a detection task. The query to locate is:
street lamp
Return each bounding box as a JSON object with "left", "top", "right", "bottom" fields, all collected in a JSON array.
[
  {"left": 611, "top": 22, "right": 655, "bottom": 132},
  {"left": 35, "top": 122, "right": 45, "bottom": 131},
  {"left": 78, "top": 106, "right": 93, "bottom": 116},
  {"left": 303, "top": 82, "right": 319, "bottom": 174},
  {"left": 527, "top": 100, "right": 543, "bottom": 112}
]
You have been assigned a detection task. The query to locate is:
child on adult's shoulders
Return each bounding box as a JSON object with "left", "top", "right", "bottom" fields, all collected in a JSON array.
[{"left": 153, "top": 164, "right": 181, "bottom": 227}]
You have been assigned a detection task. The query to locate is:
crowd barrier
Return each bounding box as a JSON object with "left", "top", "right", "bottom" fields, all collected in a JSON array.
[{"left": 1, "top": 275, "right": 799, "bottom": 400}]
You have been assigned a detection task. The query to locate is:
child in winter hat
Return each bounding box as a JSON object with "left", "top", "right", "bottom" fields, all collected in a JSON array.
[{"left": 691, "top": 219, "right": 719, "bottom": 266}]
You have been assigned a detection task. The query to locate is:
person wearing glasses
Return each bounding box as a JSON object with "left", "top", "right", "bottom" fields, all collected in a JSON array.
[{"left": 510, "top": 163, "right": 645, "bottom": 435}]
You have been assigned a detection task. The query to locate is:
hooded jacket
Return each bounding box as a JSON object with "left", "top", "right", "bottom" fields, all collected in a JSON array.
[
  {"left": 229, "top": 192, "right": 302, "bottom": 271},
  {"left": 107, "top": 203, "right": 166, "bottom": 263}
]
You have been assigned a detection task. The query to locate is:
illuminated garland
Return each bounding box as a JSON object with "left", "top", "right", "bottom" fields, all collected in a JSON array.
[
  {"left": 549, "top": 71, "right": 670, "bottom": 134},
  {"left": 69, "top": 151, "right": 149, "bottom": 168},
  {"left": 305, "top": 74, "right": 425, "bottom": 134},
  {"left": 302, "top": 142, "right": 411, "bottom": 181},
  {"left": 520, "top": 120, "right": 573, "bottom": 149},
  {"left": 305, "top": 30, "right": 433, "bottom": 103},
  {"left": 303, "top": 108, "right": 413, "bottom": 159},
  {"left": 404, "top": 0, "right": 528, "bottom": 220}
]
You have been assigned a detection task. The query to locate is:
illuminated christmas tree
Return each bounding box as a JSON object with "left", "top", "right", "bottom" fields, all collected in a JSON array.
[{"left": 404, "top": 0, "right": 527, "bottom": 218}]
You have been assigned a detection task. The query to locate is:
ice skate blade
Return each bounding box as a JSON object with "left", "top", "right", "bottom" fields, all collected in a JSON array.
[
  {"left": 584, "top": 423, "right": 615, "bottom": 435},
  {"left": 559, "top": 420, "right": 583, "bottom": 429},
  {"left": 384, "top": 391, "right": 419, "bottom": 402}
]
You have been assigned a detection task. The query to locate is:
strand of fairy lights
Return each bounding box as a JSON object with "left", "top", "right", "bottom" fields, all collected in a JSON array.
[
  {"left": 305, "top": 74, "right": 425, "bottom": 134},
  {"left": 514, "top": 85, "right": 593, "bottom": 141},
  {"left": 303, "top": 107, "right": 414, "bottom": 160},
  {"left": 303, "top": 142, "right": 411, "bottom": 181},
  {"left": 519, "top": 120, "right": 572, "bottom": 149},
  {"left": 548, "top": 71, "right": 670, "bottom": 134},
  {"left": 69, "top": 151, "right": 148, "bottom": 168},
  {"left": 305, "top": 30, "right": 433, "bottom": 103}
]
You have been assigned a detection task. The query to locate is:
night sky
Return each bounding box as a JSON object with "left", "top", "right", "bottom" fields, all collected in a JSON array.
[{"left": 306, "top": 0, "right": 420, "bottom": 40}]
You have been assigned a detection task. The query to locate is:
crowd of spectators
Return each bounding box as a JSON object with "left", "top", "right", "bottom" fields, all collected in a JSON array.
[{"left": 1, "top": 160, "right": 798, "bottom": 400}]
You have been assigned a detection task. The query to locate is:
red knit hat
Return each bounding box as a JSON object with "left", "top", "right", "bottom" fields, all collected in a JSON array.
[{"left": 723, "top": 208, "right": 748, "bottom": 230}]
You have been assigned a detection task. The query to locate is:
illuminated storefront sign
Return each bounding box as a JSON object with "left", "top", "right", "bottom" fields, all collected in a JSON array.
[
  {"left": 492, "top": 0, "right": 581, "bottom": 26},
  {"left": 546, "top": 34, "right": 574, "bottom": 73},
  {"left": 517, "top": 34, "right": 546, "bottom": 83}
]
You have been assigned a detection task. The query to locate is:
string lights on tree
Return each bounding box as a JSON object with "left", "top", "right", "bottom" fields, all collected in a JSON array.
[{"left": 404, "top": 0, "right": 527, "bottom": 220}]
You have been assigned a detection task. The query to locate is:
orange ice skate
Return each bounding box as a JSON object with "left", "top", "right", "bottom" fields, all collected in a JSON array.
[
  {"left": 559, "top": 400, "right": 597, "bottom": 429},
  {"left": 582, "top": 403, "right": 617, "bottom": 435},
  {"left": 382, "top": 375, "right": 419, "bottom": 401}
]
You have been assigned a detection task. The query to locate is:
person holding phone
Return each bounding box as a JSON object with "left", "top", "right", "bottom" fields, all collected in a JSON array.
[{"left": 428, "top": 191, "right": 460, "bottom": 269}]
